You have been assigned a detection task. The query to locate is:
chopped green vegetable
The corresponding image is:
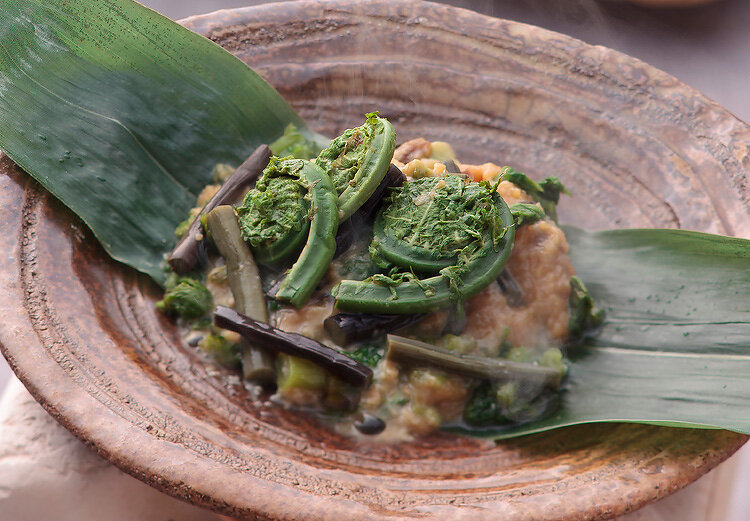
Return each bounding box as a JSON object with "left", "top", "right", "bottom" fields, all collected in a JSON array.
[
  {"left": 316, "top": 113, "right": 396, "bottom": 221},
  {"left": 198, "top": 334, "right": 240, "bottom": 369},
  {"left": 509, "top": 202, "right": 545, "bottom": 227},
  {"left": 236, "top": 157, "right": 311, "bottom": 266},
  {"left": 277, "top": 354, "right": 327, "bottom": 391},
  {"left": 568, "top": 276, "right": 605, "bottom": 337},
  {"left": 270, "top": 123, "right": 322, "bottom": 159},
  {"left": 347, "top": 343, "right": 384, "bottom": 367},
  {"left": 503, "top": 168, "right": 570, "bottom": 222},
  {"left": 438, "top": 334, "right": 477, "bottom": 355},
  {"left": 156, "top": 278, "right": 213, "bottom": 319}
]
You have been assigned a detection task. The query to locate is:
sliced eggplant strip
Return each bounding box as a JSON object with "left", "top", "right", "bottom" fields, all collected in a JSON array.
[
  {"left": 214, "top": 306, "right": 372, "bottom": 388},
  {"left": 324, "top": 312, "right": 424, "bottom": 346}
]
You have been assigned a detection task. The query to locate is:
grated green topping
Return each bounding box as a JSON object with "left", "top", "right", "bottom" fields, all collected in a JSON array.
[
  {"left": 316, "top": 112, "right": 380, "bottom": 196},
  {"left": 380, "top": 175, "right": 507, "bottom": 265},
  {"left": 236, "top": 157, "right": 309, "bottom": 250}
]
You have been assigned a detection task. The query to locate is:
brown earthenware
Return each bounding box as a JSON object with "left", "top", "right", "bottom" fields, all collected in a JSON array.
[{"left": 0, "top": 1, "right": 748, "bottom": 520}]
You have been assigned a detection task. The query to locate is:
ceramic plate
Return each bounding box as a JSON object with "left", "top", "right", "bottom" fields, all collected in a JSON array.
[{"left": 0, "top": 1, "right": 748, "bottom": 520}]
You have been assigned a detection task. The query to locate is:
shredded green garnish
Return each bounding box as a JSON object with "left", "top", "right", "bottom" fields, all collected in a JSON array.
[
  {"left": 347, "top": 343, "right": 384, "bottom": 367},
  {"left": 316, "top": 112, "right": 381, "bottom": 196},
  {"left": 236, "top": 157, "right": 309, "bottom": 250}
]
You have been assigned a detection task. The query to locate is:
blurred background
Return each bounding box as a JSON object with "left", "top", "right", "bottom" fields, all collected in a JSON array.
[
  {"left": 0, "top": 0, "right": 748, "bottom": 519},
  {"left": 144, "top": 0, "right": 750, "bottom": 122}
]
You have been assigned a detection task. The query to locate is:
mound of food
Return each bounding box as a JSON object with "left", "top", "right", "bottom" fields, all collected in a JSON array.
[{"left": 158, "top": 115, "right": 602, "bottom": 441}]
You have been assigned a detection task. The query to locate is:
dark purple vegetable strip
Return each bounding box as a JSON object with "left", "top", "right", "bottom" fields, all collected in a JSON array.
[
  {"left": 335, "top": 163, "right": 406, "bottom": 257},
  {"left": 168, "top": 145, "right": 272, "bottom": 273},
  {"left": 324, "top": 312, "right": 424, "bottom": 346},
  {"left": 214, "top": 306, "right": 373, "bottom": 387},
  {"left": 497, "top": 269, "right": 524, "bottom": 308},
  {"left": 356, "top": 163, "right": 406, "bottom": 221}
]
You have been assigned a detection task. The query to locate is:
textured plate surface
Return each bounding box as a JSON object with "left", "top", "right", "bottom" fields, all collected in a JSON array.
[{"left": 1, "top": 1, "right": 748, "bottom": 520}]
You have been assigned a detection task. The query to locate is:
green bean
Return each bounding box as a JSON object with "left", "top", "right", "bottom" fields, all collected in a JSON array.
[{"left": 273, "top": 161, "right": 339, "bottom": 308}]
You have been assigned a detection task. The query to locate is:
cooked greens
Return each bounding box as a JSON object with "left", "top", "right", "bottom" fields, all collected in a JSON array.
[
  {"left": 316, "top": 113, "right": 396, "bottom": 221},
  {"left": 346, "top": 343, "right": 385, "bottom": 368},
  {"left": 198, "top": 333, "right": 240, "bottom": 369},
  {"left": 237, "top": 157, "right": 311, "bottom": 266},
  {"left": 509, "top": 202, "right": 546, "bottom": 227},
  {"left": 269, "top": 124, "right": 321, "bottom": 160},
  {"left": 333, "top": 177, "right": 515, "bottom": 313},
  {"left": 373, "top": 176, "right": 508, "bottom": 272},
  {"left": 502, "top": 168, "right": 569, "bottom": 222},
  {"left": 568, "top": 276, "right": 605, "bottom": 338}
]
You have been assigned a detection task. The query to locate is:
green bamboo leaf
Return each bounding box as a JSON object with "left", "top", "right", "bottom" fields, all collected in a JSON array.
[
  {"left": 0, "top": 0, "right": 324, "bottom": 284},
  {"left": 447, "top": 228, "right": 750, "bottom": 439}
]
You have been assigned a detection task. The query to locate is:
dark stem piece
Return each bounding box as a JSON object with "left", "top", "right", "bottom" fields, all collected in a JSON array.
[
  {"left": 324, "top": 312, "right": 424, "bottom": 346},
  {"left": 497, "top": 269, "right": 524, "bottom": 307},
  {"left": 386, "top": 335, "right": 562, "bottom": 390},
  {"left": 214, "top": 306, "right": 373, "bottom": 388},
  {"left": 335, "top": 163, "right": 405, "bottom": 257},
  {"left": 168, "top": 145, "right": 272, "bottom": 273}
]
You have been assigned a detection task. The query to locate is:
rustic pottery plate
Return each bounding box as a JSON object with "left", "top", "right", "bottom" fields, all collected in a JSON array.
[{"left": 0, "top": 1, "right": 748, "bottom": 520}]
